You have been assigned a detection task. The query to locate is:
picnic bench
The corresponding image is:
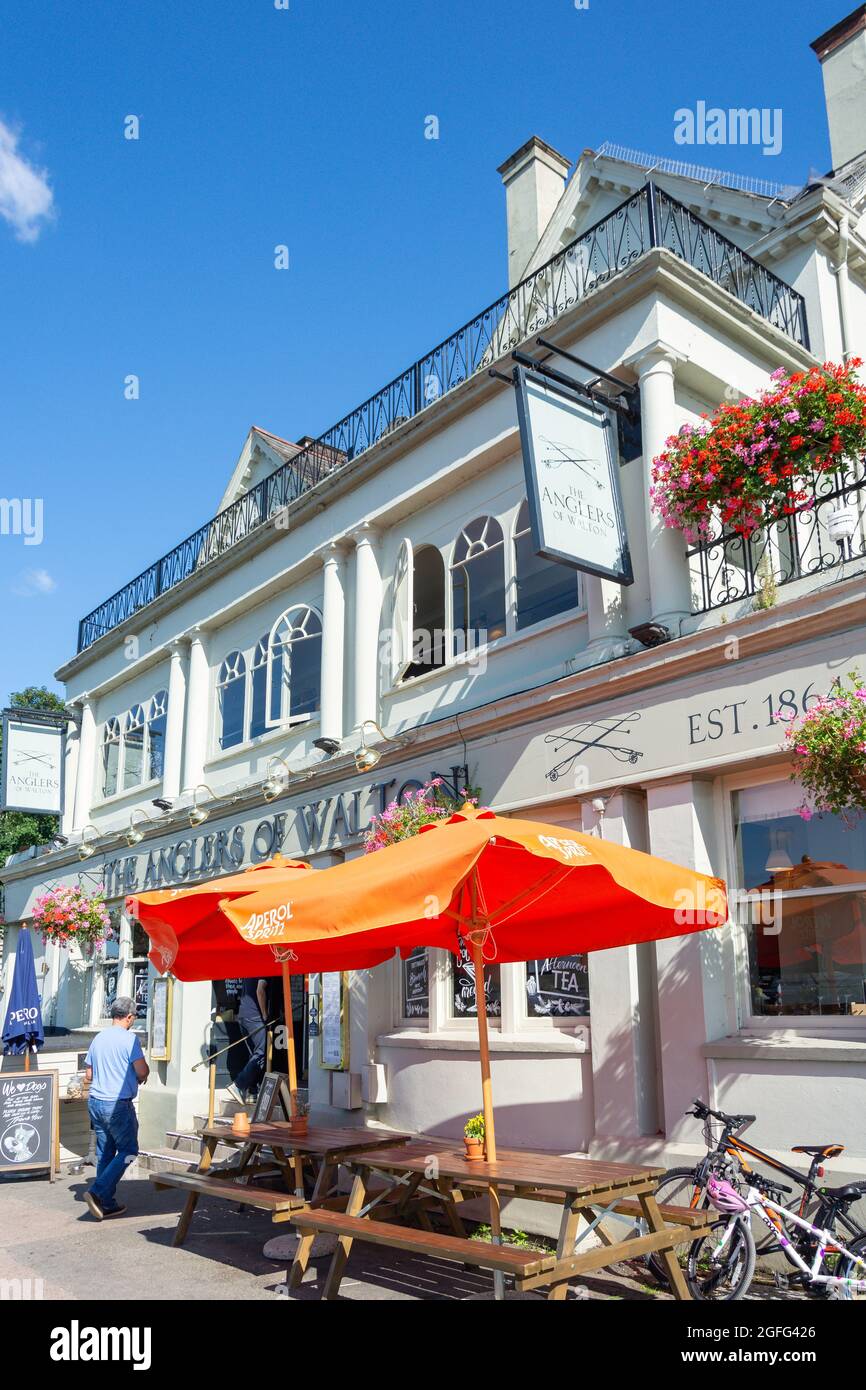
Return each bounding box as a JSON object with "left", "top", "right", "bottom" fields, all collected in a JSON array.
[
  {"left": 287, "top": 1141, "right": 714, "bottom": 1300},
  {"left": 150, "top": 1122, "right": 411, "bottom": 1247}
]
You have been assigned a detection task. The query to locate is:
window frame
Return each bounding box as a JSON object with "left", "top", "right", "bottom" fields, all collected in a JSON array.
[
  {"left": 512, "top": 498, "right": 581, "bottom": 632},
  {"left": 720, "top": 765, "right": 866, "bottom": 1034}
]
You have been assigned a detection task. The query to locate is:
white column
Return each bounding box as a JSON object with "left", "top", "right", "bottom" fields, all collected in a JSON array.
[
  {"left": 61, "top": 713, "right": 80, "bottom": 837},
  {"left": 182, "top": 628, "right": 209, "bottom": 795},
  {"left": 646, "top": 779, "right": 735, "bottom": 1144},
  {"left": 319, "top": 542, "right": 346, "bottom": 745},
  {"left": 581, "top": 793, "right": 659, "bottom": 1145},
  {"left": 72, "top": 695, "right": 96, "bottom": 833},
  {"left": 637, "top": 347, "right": 691, "bottom": 631},
  {"left": 352, "top": 524, "right": 381, "bottom": 732},
  {"left": 580, "top": 575, "right": 630, "bottom": 666},
  {"left": 162, "top": 638, "right": 188, "bottom": 800}
]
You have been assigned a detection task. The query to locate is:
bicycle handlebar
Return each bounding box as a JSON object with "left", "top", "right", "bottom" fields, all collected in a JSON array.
[{"left": 688, "top": 1098, "right": 756, "bottom": 1129}]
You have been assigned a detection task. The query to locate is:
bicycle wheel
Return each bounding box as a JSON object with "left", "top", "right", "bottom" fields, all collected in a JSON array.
[
  {"left": 829, "top": 1233, "right": 866, "bottom": 1300},
  {"left": 645, "top": 1168, "right": 708, "bottom": 1286},
  {"left": 686, "top": 1216, "right": 756, "bottom": 1301}
]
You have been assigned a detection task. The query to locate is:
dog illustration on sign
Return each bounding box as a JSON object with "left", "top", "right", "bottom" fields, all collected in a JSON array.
[{"left": 545, "top": 712, "right": 644, "bottom": 782}]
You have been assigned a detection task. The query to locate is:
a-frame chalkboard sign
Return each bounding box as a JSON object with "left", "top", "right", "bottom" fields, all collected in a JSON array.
[
  {"left": 0, "top": 1068, "right": 60, "bottom": 1181},
  {"left": 252, "top": 1072, "right": 292, "bottom": 1123}
]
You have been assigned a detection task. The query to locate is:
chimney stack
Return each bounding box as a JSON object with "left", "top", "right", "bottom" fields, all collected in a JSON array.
[
  {"left": 811, "top": 5, "right": 866, "bottom": 172},
  {"left": 498, "top": 137, "right": 571, "bottom": 288}
]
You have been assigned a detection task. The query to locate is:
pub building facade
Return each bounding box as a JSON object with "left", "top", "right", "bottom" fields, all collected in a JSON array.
[{"left": 3, "top": 12, "right": 866, "bottom": 1184}]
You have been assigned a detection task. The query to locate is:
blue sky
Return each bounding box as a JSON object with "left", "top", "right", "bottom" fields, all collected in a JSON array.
[{"left": 0, "top": 0, "right": 849, "bottom": 701}]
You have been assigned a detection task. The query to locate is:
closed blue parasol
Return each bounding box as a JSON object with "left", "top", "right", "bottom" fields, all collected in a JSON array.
[{"left": 2, "top": 927, "right": 45, "bottom": 1056}]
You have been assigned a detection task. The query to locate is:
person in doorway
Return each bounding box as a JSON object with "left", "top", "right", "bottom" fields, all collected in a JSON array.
[
  {"left": 227, "top": 977, "right": 268, "bottom": 1104},
  {"left": 82, "top": 997, "right": 149, "bottom": 1220}
]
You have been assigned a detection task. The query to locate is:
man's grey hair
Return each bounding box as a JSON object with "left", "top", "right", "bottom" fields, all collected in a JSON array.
[{"left": 110, "top": 996, "right": 137, "bottom": 1019}]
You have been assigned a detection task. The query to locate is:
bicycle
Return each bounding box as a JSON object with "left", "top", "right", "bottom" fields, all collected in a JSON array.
[
  {"left": 691, "top": 1171, "right": 866, "bottom": 1301},
  {"left": 647, "top": 1099, "right": 866, "bottom": 1297}
]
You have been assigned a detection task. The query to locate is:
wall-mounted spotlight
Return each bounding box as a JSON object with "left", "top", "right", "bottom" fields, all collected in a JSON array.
[
  {"left": 354, "top": 720, "right": 410, "bottom": 774},
  {"left": 51, "top": 834, "right": 69, "bottom": 848},
  {"left": 188, "top": 784, "right": 218, "bottom": 827},
  {"left": 262, "top": 757, "right": 292, "bottom": 803},
  {"left": 313, "top": 736, "right": 342, "bottom": 756},
  {"left": 126, "top": 809, "right": 159, "bottom": 846},
  {"left": 152, "top": 797, "right": 173, "bottom": 813},
  {"left": 78, "top": 825, "right": 100, "bottom": 860}
]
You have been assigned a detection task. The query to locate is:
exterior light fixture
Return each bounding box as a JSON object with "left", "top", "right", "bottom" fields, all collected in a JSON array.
[
  {"left": 628, "top": 621, "right": 673, "bottom": 649},
  {"left": 353, "top": 720, "right": 410, "bottom": 774},
  {"left": 126, "top": 809, "right": 157, "bottom": 846},
  {"left": 78, "top": 825, "right": 100, "bottom": 860},
  {"left": 313, "top": 736, "right": 342, "bottom": 756},
  {"left": 826, "top": 503, "right": 858, "bottom": 557},
  {"left": 152, "top": 797, "right": 173, "bottom": 812},
  {"left": 188, "top": 785, "right": 217, "bottom": 827},
  {"left": 262, "top": 757, "right": 292, "bottom": 803},
  {"left": 52, "top": 834, "right": 69, "bottom": 848}
]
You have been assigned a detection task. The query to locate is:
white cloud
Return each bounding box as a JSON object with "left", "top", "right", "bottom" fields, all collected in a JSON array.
[
  {"left": 12, "top": 568, "right": 56, "bottom": 597},
  {"left": 0, "top": 118, "right": 54, "bottom": 243}
]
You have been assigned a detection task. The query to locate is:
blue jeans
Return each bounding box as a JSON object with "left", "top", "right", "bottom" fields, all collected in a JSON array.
[
  {"left": 234, "top": 1000, "right": 267, "bottom": 1097},
  {"left": 88, "top": 1097, "right": 139, "bottom": 1210}
]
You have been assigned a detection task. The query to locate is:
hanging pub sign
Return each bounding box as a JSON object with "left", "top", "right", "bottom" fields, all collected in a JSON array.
[
  {"left": 513, "top": 364, "right": 633, "bottom": 585},
  {"left": 1, "top": 710, "right": 66, "bottom": 815}
]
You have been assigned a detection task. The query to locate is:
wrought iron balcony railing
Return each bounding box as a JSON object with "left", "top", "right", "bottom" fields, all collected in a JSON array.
[
  {"left": 688, "top": 460, "right": 866, "bottom": 613},
  {"left": 77, "top": 182, "right": 809, "bottom": 652}
]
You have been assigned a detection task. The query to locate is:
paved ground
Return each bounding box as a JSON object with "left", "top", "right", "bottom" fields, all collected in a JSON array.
[{"left": 0, "top": 1163, "right": 797, "bottom": 1302}]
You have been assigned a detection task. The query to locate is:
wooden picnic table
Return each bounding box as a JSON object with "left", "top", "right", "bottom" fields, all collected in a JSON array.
[
  {"left": 149, "top": 1122, "right": 412, "bottom": 1247},
  {"left": 288, "top": 1140, "right": 713, "bottom": 1300}
]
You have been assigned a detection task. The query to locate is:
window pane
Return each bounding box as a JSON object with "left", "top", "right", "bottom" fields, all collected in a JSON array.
[
  {"left": 219, "top": 677, "right": 245, "bottom": 749},
  {"left": 123, "top": 709, "right": 145, "bottom": 790},
  {"left": 733, "top": 786, "right": 866, "bottom": 1017},
  {"left": 132, "top": 920, "right": 149, "bottom": 958},
  {"left": 453, "top": 548, "right": 506, "bottom": 646},
  {"left": 405, "top": 546, "right": 446, "bottom": 679},
  {"left": 515, "top": 530, "right": 578, "bottom": 630},
  {"left": 289, "top": 634, "right": 321, "bottom": 717},
  {"left": 133, "top": 966, "right": 149, "bottom": 1019},
  {"left": 250, "top": 660, "right": 267, "bottom": 739},
  {"left": 525, "top": 954, "right": 589, "bottom": 1017},
  {"left": 103, "top": 735, "right": 119, "bottom": 798},
  {"left": 101, "top": 965, "right": 119, "bottom": 1019},
  {"left": 148, "top": 702, "right": 167, "bottom": 781},
  {"left": 402, "top": 946, "right": 429, "bottom": 1019},
  {"left": 451, "top": 940, "right": 501, "bottom": 1018}
]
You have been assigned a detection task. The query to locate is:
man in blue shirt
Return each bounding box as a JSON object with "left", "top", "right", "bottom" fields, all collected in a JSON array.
[{"left": 83, "top": 996, "right": 149, "bottom": 1220}]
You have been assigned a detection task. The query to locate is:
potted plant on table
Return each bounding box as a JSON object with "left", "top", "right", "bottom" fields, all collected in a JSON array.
[
  {"left": 463, "top": 1112, "right": 485, "bottom": 1161},
  {"left": 289, "top": 1093, "right": 309, "bottom": 1136},
  {"left": 782, "top": 672, "right": 866, "bottom": 822}
]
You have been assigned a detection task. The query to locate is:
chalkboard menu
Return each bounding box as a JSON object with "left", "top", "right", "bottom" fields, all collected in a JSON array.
[
  {"left": 252, "top": 1072, "right": 291, "bottom": 1122},
  {"left": 452, "top": 940, "right": 501, "bottom": 1017},
  {"left": 134, "top": 966, "right": 149, "bottom": 1019},
  {"left": 402, "top": 948, "right": 429, "bottom": 1019},
  {"left": 0, "top": 1069, "right": 58, "bottom": 1177},
  {"left": 525, "top": 955, "right": 589, "bottom": 1017}
]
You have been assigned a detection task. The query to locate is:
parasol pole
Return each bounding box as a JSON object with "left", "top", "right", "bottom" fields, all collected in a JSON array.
[
  {"left": 469, "top": 867, "right": 504, "bottom": 1299},
  {"left": 24, "top": 1045, "right": 31, "bottom": 1074},
  {"left": 281, "top": 961, "right": 306, "bottom": 1197}
]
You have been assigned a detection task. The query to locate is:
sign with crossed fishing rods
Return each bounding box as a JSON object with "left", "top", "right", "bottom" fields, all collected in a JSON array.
[
  {"left": 1, "top": 709, "right": 67, "bottom": 815},
  {"left": 544, "top": 712, "right": 644, "bottom": 783}
]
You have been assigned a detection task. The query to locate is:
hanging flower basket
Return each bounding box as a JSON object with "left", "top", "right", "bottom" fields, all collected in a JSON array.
[
  {"left": 782, "top": 672, "right": 866, "bottom": 821},
  {"left": 363, "top": 779, "right": 480, "bottom": 853},
  {"left": 31, "top": 885, "right": 112, "bottom": 954},
  {"left": 650, "top": 359, "right": 866, "bottom": 543}
]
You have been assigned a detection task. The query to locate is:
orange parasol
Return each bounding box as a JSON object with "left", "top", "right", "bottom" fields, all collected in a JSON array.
[
  {"left": 126, "top": 855, "right": 395, "bottom": 1118},
  {"left": 222, "top": 807, "right": 727, "bottom": 1255}
]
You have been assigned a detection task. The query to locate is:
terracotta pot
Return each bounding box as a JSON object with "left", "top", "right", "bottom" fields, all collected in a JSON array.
[
  {"left": 231, "top": 1111, "right": 251, "bottom": 1136},
  {"left": 289, "top": 1115, "right": 309, "bottom": 1136},
  {"left": 463, "top": 1136, "right": 484, "bottom": 1161}
]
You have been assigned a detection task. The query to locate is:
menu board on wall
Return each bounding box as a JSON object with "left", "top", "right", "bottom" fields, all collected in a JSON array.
[
  {"left": 403, "top": 948, "right": 429, "bottom": 1019},
  {"left": 526, "top": 955, "right": 589, "bottom": 1017},
  {"left": 321, "top": 972, "right": 347, "bottom": 1070},
  {"left": 452, "top": 940, "right": 501, "bottom": 1017},
  {"left": 0, "top": 1069, "right": 58, "bottom": 1178}
]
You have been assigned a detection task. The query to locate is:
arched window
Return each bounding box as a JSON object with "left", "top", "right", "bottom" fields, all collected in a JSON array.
[
  {"left": 147, "top": 690, "right": 168, "bottom": 781},
  {"left": 392, "top": 541, "right": 446, "bottom": 682},
  {"left": 123, "top": 704, "right": 146, "bottom": 790},
  {"left": 102, "top": 717, "right": 121, "bottom": 797},
  {"left": 270, "top": 607, "right": 322, "bottom": 720},
  {"left": 217, "top": 650, "right": 246, "bottom": 750},
  {"left": 514, "top": 500, "right": 579, "bottom": 629},
  {"left": 451, "top": 516, "right": 506, "bottom": 651}
]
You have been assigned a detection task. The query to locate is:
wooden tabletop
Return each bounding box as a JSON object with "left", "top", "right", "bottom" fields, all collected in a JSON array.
[
  {"left": 197, "top": 1123, "right": 412, "bottom": 1157},
  {"left": 341, "top": 1141, "right": 663, "bottom": 1196}
]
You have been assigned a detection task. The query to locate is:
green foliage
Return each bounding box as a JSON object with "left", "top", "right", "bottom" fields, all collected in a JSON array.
[{"left": 463, "top": 1111, "right": 485, "bottom": 1140}]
